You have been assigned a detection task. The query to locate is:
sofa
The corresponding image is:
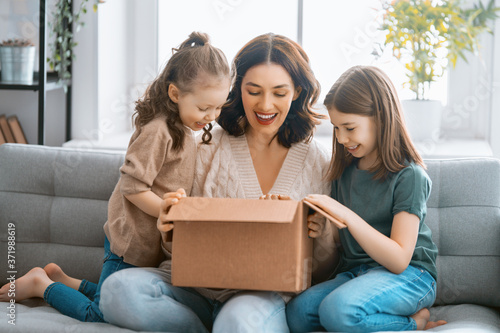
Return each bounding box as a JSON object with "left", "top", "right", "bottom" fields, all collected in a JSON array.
[{"left": 0, "top": 143, "right": 499, "bottom": 333}]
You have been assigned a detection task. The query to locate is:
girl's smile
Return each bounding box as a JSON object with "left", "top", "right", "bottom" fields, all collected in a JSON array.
[
  {"left": 346, "top": 145, "right": 360, "bottom": 154},
  {"left": 195, "top": 121, "right": 208, "bottom": 129}
]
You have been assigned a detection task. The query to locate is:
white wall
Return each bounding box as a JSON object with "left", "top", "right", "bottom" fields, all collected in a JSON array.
[
  {"left": 490, "top": 1, "right": 500, "bottom": 157},
  {"left": 70, "top": 0, "right": 158, "bottom": 145},
  {"left": 158, "top": 0, "right": 298, "bottom": 69},
  {"left": 71, "top": 0, "right": 99, "bottom": 144}
]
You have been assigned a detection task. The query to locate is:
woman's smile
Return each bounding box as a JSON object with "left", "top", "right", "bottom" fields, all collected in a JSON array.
[{"left": 255, "top": 112, "right": 278, "bottom": 125}]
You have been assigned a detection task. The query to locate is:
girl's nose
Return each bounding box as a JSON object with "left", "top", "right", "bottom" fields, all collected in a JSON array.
[
  {"left": 205, "top": 109, "right": 218, "bottom": 122},
  {"left": 336, "top": 131, "right": 348, "bottom": 145}
]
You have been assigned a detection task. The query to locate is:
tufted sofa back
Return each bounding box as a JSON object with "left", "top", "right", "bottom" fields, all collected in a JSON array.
[
  {"left": 0, "top": 144, "right": 124, "bottom": 284},
  {"left": 424, "top": 158, "right": 500, "bottom": 307}
]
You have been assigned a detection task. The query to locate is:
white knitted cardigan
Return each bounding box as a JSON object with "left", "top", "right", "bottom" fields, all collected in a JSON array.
[{"left": 192, "top": 126, "right": 331, "bottom": 200}]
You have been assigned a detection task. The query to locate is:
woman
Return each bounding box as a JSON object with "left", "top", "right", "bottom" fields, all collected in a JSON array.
[{"left": 99, "top": 33, "right": 338, "bottom": 333}]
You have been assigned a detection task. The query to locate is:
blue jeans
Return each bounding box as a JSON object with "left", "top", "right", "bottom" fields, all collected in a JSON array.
[
  {"left": 286, "top": 264, "right": 436, "bottom": 333},
  {"left": 213, "top": 290, "right": 289, "bottom": 333},
  {"left": 99, "top": 267, "right": 289, "bottom": 333},
  {"left": 44, "top": 236, "right": 135, "bottom": 322}
]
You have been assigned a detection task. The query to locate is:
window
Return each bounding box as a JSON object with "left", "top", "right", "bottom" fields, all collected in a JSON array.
[
  {"left": 157, "top": 0, "right": 498, "bottom": 156},
  {"left": 158, "top": 0, "right": 297, "bottom": 69}
]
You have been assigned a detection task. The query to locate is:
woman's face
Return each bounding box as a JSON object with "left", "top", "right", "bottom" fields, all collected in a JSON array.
[{"left": 241, "top": 63, "right": 300, "bottom": 137}]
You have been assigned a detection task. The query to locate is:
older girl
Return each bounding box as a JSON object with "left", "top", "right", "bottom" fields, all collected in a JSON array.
[{"left": 286, "top": 66, "right": 446, "bottom": 332}]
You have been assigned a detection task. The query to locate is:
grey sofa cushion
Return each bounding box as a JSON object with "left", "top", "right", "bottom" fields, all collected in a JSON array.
[
  {"left": 0, "top": 144, "right": 124, "bottom": 283},
  {"left": 429, "top": 304, "right": 500, "bottom": 331},
  {"left": 424, "top": 159, "right": 500, "bottom": 307}
]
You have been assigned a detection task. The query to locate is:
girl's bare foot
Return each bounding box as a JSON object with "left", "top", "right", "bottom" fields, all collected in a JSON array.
[
  {"left": 425, "top": 319, "right": 448, "bottom": 330},
  {"left": 411, "top": 308, "right": 447, "bottom": 330},
  {"left": 0, "top": 267, "right": 53, "bottom": 302},
  {"left": 43, "top": 263, "right": 82, "bottom": 290},
  {"left": 411, "top": 308, "right": 431, "bottom": 330}
]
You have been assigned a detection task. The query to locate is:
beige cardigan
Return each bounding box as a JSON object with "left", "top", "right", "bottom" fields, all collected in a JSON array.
[{"left": 104, "top": 115, "right": 196, "bottom": 267}]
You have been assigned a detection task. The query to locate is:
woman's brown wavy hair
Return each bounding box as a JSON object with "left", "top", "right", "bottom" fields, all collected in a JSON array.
[
  {"left": 217, "top": 33, "right": 325, "bottom": 147},
  {"left": 133, "top": 32, "right": 230, "bottom": 150},
  {"left": 324, "top": 66, "right": 425, "bottom": 181}
]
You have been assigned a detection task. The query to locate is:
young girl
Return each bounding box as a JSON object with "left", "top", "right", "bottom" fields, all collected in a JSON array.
[
  {"left": 0, "top": 31, "right": 230, "bottom": 323},
  {"left": 286, "top": 66, "right": 446, "bottom": 332}
]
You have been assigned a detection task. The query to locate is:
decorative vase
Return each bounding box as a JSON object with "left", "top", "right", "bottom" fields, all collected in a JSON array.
[
  {"left": 0, "top": 45, "right": 36, "bottom": 84},
  {"left": 401, "top": 99, "right": 442, "bottom": 142}
]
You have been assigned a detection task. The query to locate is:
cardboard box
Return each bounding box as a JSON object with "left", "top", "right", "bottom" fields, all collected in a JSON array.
[{"left": 167, "top": 197, "right": 313, "bottom": 293}]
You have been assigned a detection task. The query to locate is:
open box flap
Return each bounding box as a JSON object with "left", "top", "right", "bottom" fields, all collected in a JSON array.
[
  {"left": 166, "top": 197, "right": 299, "bottom": 223},
  {"left": 303, "top": 200, "right": 347, "bottom": 229}
]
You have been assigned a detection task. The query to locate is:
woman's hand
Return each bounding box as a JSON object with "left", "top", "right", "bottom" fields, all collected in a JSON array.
[
  {"left": 259, "top": 194, "right": 291, "bottom": 200},
  {"left": 307, "top": 212, "right": 327, "bottom": 238},
  {"left": 157, "top": 188, "right": 186, "bottom": 242}
]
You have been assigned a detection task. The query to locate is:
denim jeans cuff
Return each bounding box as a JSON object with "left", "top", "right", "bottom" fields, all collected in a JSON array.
[
  {"left": 43, "top": 282, "right": 63, "bottom": 303},
  {"left": 78, "top": 279, "right": 88, "bottom": 294},
  {"left": 409, "top": 317, "right": 417, "bottom": 330}
]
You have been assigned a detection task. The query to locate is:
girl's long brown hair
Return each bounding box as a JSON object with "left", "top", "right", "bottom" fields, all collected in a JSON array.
[
  {"left": 325, "top": 65, "right": 424, "bottom": 180},
  {"left": 218, "top": 33, "right": 325, "bottom": 147},
  {"left": 133, "top": 32, "right": 230, "bottom": 150}
]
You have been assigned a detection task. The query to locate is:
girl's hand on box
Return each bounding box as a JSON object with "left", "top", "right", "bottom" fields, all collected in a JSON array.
[
  {"left": 157, "top": 188, "right": 186, "bottom": 240},
  {"left": 307, "top": 212, "right": 327, "bottom": 238},
  {"left": 305, "top": 194, "right": 352, "bottom": 227},
  {"left": 259, "top": 194, "right": 291, "bottom": 200}
]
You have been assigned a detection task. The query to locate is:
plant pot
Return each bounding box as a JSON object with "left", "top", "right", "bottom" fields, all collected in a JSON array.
[
  {"left": 0, "top": 46, "right": 36, "bottom": 84},
  {"left": 401, "top": 99, "right": 442, "bottom": 142}
]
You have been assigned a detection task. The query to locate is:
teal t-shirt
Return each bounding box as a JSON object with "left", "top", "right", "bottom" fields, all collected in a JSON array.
[{"left": 332, "top": 162, "right": 438, "bottom": 280}]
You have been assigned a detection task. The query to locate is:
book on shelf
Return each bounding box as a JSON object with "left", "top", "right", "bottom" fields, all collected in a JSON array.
[
  {"left": 0, "top": 114, "right": 28, "bottom": 144},
  {"left": 0, "top": 115, "right": 15, "bottom": 143},
  {"left": 0, "top": 127, "right": 5, "bottom": 145},
  {"left": 8, "top": 116, "right": 28, "bottom": 144}
]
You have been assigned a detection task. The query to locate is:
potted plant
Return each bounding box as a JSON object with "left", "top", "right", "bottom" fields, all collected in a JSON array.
[
  {"left": 380, "top": 0, "right": 499, "bottom": 141},
  {"left": 0, "top": 39, "right": 36, "bottom": 84},
  {"left": 47, "top": 0, "right": 102, "bottom": 90}
]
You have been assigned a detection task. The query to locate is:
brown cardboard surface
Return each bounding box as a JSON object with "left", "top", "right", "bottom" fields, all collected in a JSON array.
[
  {"left": 166, "top": 197, "right": 297, "bottom": 223},
  {"left": 168, "top": 197, "right": 313, "bottom": 293}
]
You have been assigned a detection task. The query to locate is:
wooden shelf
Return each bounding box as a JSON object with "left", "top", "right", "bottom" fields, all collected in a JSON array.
[
  {"left": 0, "top": 72, "right": 69, "bottom": 91},
  {"left": 0, "top": 0, "right": 72, "bottom": 145}
]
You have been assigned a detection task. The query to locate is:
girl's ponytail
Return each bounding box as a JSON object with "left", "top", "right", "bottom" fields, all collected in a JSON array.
[{"left": 177, "top": 31, "right": 210, "bottom": 49}]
